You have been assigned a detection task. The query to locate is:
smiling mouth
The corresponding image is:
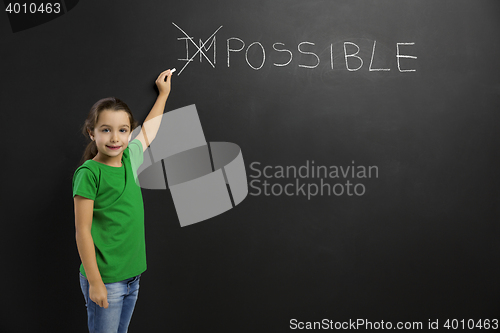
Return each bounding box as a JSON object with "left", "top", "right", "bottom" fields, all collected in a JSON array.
[{"left": 106, "top": 145, "right": 121, "bottom": 150}]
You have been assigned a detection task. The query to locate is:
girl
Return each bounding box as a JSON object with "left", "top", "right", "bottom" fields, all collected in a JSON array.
[{"left": 73, "top": 69, "right": 173, "bottom": 333}]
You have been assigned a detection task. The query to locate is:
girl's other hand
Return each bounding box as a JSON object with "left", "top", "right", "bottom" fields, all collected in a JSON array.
[
  {"left": 156, "top": 69, "right": 172, "bottom": 97},
  {"left": 89, "top": 281, "right": 109, "bottom": 308}
]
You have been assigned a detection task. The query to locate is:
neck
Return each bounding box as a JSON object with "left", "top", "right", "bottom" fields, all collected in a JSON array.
[{"left": 93, "top": 152, "right": 123, "bottom": 167}]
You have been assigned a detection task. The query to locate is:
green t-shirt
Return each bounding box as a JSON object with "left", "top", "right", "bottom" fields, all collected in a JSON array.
[{"left": 72, "top": 139, "right": 146, "bottom": 283}]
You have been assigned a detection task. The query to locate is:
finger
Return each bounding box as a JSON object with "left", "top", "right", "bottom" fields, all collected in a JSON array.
[
  {"left": 157, "top": 69, "right": 171, "bottom": 79},
  {"left": 161, "top": 70, "right": 172, "bottom": 82},
  {"left": 92, "top": 297, "right": 104, "bottom": 308},
  {"left": 156, "top": 72, "right": 169, "bottom": 83},
  {"left": 103, "top": 299, "right": 109, "bottom": 309},
  {"left": 157, "top": 69, "right": 169, "bottom": 78}
]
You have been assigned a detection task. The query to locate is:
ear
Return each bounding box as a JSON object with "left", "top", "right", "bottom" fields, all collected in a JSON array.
[{"left": 88, "top": 130, "right": 94, "bottom": 141}]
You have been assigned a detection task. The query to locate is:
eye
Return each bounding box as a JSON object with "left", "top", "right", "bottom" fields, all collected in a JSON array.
[
  {"left": 120, "top": 129, "right": 128, "bottom": 133},
  {"left": 102, "top": 128, "right": 109, "bottom": 132}
]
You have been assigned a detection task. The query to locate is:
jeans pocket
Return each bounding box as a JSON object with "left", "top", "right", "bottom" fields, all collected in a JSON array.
[
  {"left": 128, "top": 274, "right": 141, "bottom": 293},
  {"left": 127, "top": 274, "right": 141, "bottom": 284}
]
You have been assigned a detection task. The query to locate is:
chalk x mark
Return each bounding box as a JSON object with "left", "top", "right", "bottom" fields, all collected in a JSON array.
[{"left": 172, "top": 22, "right": 223, "bottom": 75}]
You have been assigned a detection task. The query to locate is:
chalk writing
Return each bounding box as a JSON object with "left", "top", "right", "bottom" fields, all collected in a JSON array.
[
  {"left": 172, "top": 22, "right": 222, "bottom": 75},
  {"left": 173, "top": 23, "right": 417, "bottom": 75},
  {"left": 396, "top": 43, "right": 417, "bottom": 72}
]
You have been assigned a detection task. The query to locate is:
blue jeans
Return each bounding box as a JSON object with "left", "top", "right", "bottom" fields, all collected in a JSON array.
[{"left": 79, "top": 272, "right": 141, "bottom": 333}]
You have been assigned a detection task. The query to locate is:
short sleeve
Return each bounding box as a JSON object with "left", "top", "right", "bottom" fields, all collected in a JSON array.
[
  {"left": 128, "top": 139, "right": 144, "bottom": 173},
  {"left": 72, "top": 167, "right": 98, "bottom": 200}
]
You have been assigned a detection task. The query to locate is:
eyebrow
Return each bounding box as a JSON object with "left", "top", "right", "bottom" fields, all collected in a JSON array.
[{"left": 99, "top": 124, "right": 130, "bottom": 128}]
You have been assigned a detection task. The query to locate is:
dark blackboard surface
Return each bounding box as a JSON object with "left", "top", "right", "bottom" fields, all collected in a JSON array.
[{"left": 1, "top": 0, "right": 500, "bottom": 332}]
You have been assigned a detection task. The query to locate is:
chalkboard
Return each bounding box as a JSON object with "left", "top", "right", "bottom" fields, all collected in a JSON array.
[{"left": 2, "top": 0, "right": 500, "bottom": 332}]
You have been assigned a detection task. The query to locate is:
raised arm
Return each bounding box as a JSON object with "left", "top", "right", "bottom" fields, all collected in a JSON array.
[
  {"left": 74, "top": 195, "right": 109, "bottom": 308},
  {"left": 135, "top": 69, "right": 173, "bottom": 152}
]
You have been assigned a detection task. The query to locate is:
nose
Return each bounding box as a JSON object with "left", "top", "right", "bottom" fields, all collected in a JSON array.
[{"left": 111, "top": 131, "right": 119, "bottom": 142}]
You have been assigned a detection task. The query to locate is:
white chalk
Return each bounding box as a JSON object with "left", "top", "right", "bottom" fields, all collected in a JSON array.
[{"left": 171, "top": 68, "right": 176, "bottom": 73}]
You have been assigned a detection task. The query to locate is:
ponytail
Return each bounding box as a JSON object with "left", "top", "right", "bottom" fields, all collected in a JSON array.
[{"left": 80, "top": 140, "right": 98, "bottom": 165}]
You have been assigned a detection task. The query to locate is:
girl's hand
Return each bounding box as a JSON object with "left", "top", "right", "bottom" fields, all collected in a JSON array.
[
  {"left": 155, "top": 69, "right": 173, "bottom": 97},
  {"left": 89, "top": 281, "right": 109, "bottom": 308}
]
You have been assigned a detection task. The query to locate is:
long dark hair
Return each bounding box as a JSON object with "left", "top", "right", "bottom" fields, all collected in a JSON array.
[{"left": 79, "top": 97, "right": 138, "bottom": 165}]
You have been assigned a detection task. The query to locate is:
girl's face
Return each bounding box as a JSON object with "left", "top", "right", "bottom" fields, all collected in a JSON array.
[{"left": 91, "top": 109, "right": 132, "bottom": 162}]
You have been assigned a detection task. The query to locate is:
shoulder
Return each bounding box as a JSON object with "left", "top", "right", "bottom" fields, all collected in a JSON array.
[
  {"left": 127, "top": 139, "right": 143, "bottom": 155},
  {"left": 74, "top": 159, "right": 99, "bottom": 174},
  {"left": 73, "top": 160, "right": 100, "bottom": 182},
  {"left": 73, "top": 160, "right": 100, "bottom": 199},
  {"left": 126, "top": 139, "right": 144, "bottom": 167}
]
